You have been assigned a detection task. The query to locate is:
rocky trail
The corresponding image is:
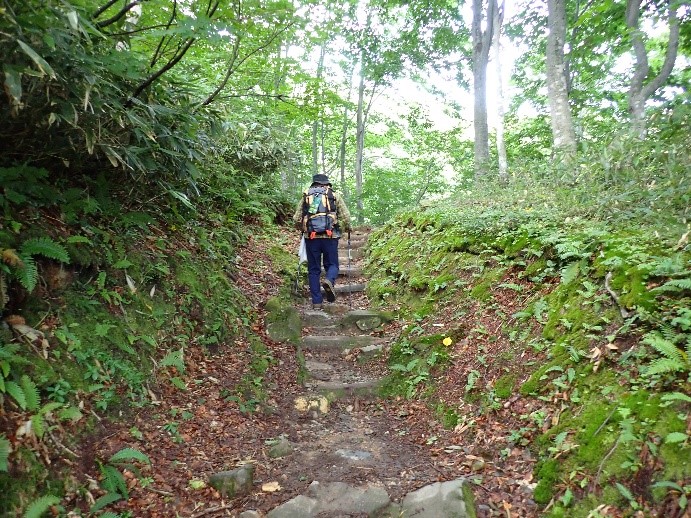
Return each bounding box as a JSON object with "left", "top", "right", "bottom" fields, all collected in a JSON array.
[
  {"left": 253, "top": 228, "right": 474, "bottom": 517},
  {"left": 89, "top": 227, "right": 539, "bottom": 518}
]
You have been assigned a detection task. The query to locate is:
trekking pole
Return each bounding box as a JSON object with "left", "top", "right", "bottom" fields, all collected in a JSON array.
[{"left": 347, "top": 230, "right": 352, "bottom": 308}]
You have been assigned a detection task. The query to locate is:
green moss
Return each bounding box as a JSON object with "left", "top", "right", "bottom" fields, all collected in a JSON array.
[
  {"left": 434, "top": 403, "right": 461, "bottom": 429},
  {"left": 534, "top": 458, "right": 559, "bottom": 504},
  {"left": 520, "top": 363, "right": 550, "bottom": 396},
  {"left": 494, "top": 374, "right": 517, "bottom": 399},
  {"left": 469, "top": 267, "right": 506, "bottom": 301}
]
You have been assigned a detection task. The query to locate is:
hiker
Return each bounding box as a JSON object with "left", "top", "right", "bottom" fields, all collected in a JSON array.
[{"left": 293, "top": 173, "right": 352, "bottom": 309}]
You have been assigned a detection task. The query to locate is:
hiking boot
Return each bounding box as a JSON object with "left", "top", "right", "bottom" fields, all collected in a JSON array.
[
  {"left": 321, "top": 279, "right": 337, "bottom": 303},
  {"left": 312, "top": 303, "right": 323, "bottom": 310}
]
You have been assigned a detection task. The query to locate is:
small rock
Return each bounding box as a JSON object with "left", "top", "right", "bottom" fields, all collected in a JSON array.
[
  {"left": 294, "top": 395, "right": 329, "bottom": 414},
  {"left": 470, "top": 459, "right": 485, "bottom": 472},
  {"left": 268, "top": 438, "right": 294, "bottom": 459},
  {"left": 208, "top": 463, "right": 254, "bottom": 498}
]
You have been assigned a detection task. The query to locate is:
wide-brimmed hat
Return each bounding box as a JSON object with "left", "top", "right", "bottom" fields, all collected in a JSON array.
[{"left": 312, "top": 174, "right": 332, "bottom": 185}]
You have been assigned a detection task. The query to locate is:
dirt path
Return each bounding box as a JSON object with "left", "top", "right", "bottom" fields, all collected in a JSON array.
[
  {"left": 247, "top": 228, "right": 474, "bottom": 516},
  {"left": 87, "top": 228, "right": 534, "bottom": 517}
]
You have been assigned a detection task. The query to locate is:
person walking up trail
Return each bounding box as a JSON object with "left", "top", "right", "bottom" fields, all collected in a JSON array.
[{"left": 293, "top": 174, "right": 352, "bottom": 309}]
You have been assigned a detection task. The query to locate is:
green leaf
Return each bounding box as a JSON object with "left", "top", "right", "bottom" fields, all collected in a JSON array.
[
  {"left": 6, "top": 381, "right": 27, "bottom": 409},
  {"left": 65, "top": 235, "right": 91, "bottom": 244},
  {"left": 100, "top": 464, "right": 127, "bottom": 497},
  {"left": 20, "top": 375, "right": 40, "bottom": 412},
  {"left": 16, "top": 40, "right": 57, "bottom": 79},
  {"left": 0, "top": 434, "right": 10, "bottom": 471},
  {"left": 109, "top": 447, "right": 151, "bottom": 465},
  {"left": 31, "top": 414, "right": 45, "bottom": 439},
  {"left": 560, "top": 262, "right": 579, "bottom": 285},
  {"left": 20, "top": 237, "right": 70, "bottom": 263},
  {"left": 22, "top": 495, "right": 60, "bottom": 518},
  {"left": 2, "top": 65, "right": 22, "bottom": 105},
  {"left": 664, "top": 432, "right": 688, "bottom": 444},
  {"left": 15, "top": 256, "right": 38, "bottom": 292},
  {"left": 170, "top": 376, "right": 187, "bottom": 390},
  {"left": 615, "top": 482, "right": 635, "bottom": 502},
  {"left": 89, "top": 492, "right": 123, "bottom": 513},
  {"left": 58, "top": 406, "right": 83, "bottom": 423},
  {"left": 661, "top": 392, "right": 691, "bottom": 404},
  {"left": 94, "top": 323, "right": 116, "bottom": 337},
  {"left": 644, "top": 358, "right": 683, "bottom": 376},
  {"left": 160, "top": 349, "right": 185, "bottom": 373}
]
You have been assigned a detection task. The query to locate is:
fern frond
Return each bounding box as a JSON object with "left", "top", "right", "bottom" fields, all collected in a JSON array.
[
  {"left": 652, "top": 278, "right": 691, "bottom": 293},
  {"left": 20, "top": 375, "right": 40, "bottom": 412},
  {"left": 0, "top": 343, "right": 22, "bottom": 359},
  {"left": 0, "top": 272, "right": 8, "bottom": 311},
  {"left": 109, "top": 447, "right": 151, "bottom": 465},
  {"left": 560, "top": 262, "right": 580, "bottom": 285},
  {"left": 0, "top": 434, "right": 10, "bottom": 471},
  {"left": 20, "top": 237, "right": 70, "bottom": 264},
  {"left": 22, "top": 495, "right": 60, "bottom": 518},
  {"left": 5, "top": 380, "right": 27, "bottom": 409},
  {"left": 90, "top": 492, "right": 123, "bottom": 513},
  {"left": 14, "top": 256, "right": 38, "bottom": 292},
  {"left": 30, "top": 414, "right": 45, "bottom": 439},
  {"left": 160, "top": 349, "right": 185, "bottom": 374},
  {"left": 643, "top": 333, "right": 684, "bottom": 362},
  {"left": 100, "top": 464, "right": 128, "bottom": 497},
  {"left": 644, "top": 358, "right": 684, "bottom": 376},
  {"left": 58, "top": 406, "right": 83, "bottom": 423}
]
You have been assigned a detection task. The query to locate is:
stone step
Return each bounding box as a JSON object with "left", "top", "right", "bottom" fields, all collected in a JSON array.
[
  {"left": 301, "top": 309, "right": 393, "bottom": 334},
  {"left": 338, "top": 248, "right": 364, "bottom": 260},
  {"left": 306, "top": 378, "right": 383, "bottom": 398},
  {"left": 266, "top": 479, "right": 476, "bottom": 518},
  {"left": 341, "top": 239, "right": 368, "bottom": 249},
  {"left": 338, "top": 266, "right": 362, "bottom": 277},
  {"left": 319, "top": 266, "right": 363, "bottom": 277},
  {"left": 302, "top": 334, "right": 381, "bottom": 350},
  {"left": 334, "top": 282, "right": 367, "bottom": 293},
  {"left": 304, "top": 359, "right": 380, "bottom": 385}
]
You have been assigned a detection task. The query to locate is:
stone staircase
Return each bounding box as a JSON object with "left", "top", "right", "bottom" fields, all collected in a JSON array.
[{"left": 254, "top": 228, "right": 476, "bottom": 518}]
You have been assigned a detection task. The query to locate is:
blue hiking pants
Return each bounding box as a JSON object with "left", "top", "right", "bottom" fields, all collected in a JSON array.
[{"left": 305, "top": 237, "right": 339, "bottom": 304}]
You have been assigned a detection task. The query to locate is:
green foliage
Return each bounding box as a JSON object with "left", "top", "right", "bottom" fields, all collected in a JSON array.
[
  {"left": 20, "top": 238, "right": 70, "bottom": 264},
  {"left": 641, "top": 332, "right": 690, "bottom": 377},
  {"left": 22, "top": 495, "right": 61, "bottom": 518},
  {"left": 0, "top": 435, "right": 9, "bottom": 472},
  {"left": 159, "top": 349, "right": 186, "bottom": 374},
  {"left": 109, "top": 447, "right": 151, "bottom": 465},
  {"left": 93, "top": 446, "right": 151, "bottom": 513}
]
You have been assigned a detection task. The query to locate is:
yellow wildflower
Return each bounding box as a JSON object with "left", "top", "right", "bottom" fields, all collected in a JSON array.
[{"left": 442, "top": 337, "right": 453, "bottom": 347}]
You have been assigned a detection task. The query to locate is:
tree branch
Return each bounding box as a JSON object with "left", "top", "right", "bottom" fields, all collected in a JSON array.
[
  {"left": 95, "top": 0, "right": 145, "bottom": 29},
  {"left": 150, "top": 0, "right": 178, "bottom": 69},
  {"left": 128, "top": 37, "right": 196, "bottom": 105},
  {"left": 92, "top": 0, "right": 121, "bottom": 21},
  {"left": 202, "top": 22, "right": 294, "bottom": 107},
  {"left": 640, "top": 0, "right": 679, "bottom": 100}
]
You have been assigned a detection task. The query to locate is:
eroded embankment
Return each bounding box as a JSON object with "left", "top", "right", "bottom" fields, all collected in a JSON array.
[{"left": 363, "top": 205, "right": 690, "bottom": 517}]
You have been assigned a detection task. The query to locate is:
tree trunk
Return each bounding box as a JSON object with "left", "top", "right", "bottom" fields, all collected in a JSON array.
[
  {"left": 545, "top": 0, "right": 577, "bottom": 163},
  {"left": 354, "top": 62, "right": 366, "bottom": 224},
  {"left": 626, "top": 0, "right": 679, "bottom": 138},
  {"left": 311, "top": 44, "right": 326, "bottom": 176},
  {"left": 338, "top": 106, "right": 349, "bottom": 200},
  {"left": 471, "top": 0, "right": 496, "bottom": 180},
  {"left": 493, "top": 0, "right": 507, "bottom": 183}
]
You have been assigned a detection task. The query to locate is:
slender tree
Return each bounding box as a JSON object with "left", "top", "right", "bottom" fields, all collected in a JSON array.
[
  {"left": 545, "top": 0, "right": 577, "bottom": 162},
  {"left": 492, "top": 0, "right": 507, "bottom": 183},
  {"left": 471, "top": 0, "right": 496, "bottom": 180},
  {"left": 626, "top": 0, "right": 680, "bottom": 138}
]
